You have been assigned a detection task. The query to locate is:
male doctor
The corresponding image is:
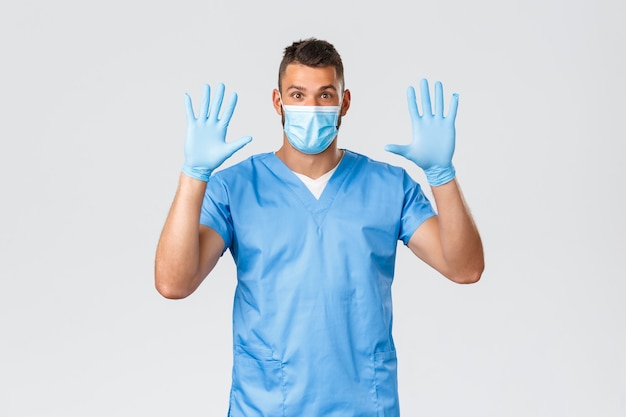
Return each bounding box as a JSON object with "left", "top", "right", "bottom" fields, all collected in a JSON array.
[{"left": 155, "top": 38, "right": 484, "bottom": 416}]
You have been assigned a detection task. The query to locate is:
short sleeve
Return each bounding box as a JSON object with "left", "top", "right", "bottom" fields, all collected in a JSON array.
[
  {"left": 200, "top": 174, "right": 234, "bottom": 251},
  {"left": 398, "top": 171, "right": 436, "bottom": 245}
]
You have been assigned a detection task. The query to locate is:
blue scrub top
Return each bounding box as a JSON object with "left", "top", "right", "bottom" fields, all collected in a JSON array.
[{"left": 201, "top": 150, "right": 435, "bottom": 417}]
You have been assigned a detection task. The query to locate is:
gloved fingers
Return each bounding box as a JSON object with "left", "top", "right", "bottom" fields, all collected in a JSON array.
[
  {"left": 406, "top": 86, "right": 420, "bottom": 119},
  {"left": 184, "top": 93, "right": 196, "bottom": 123},
  {"left": 225, "top": 136, "right": 253, "bottom": 156},
  {"left": 208, "top": 83, "right": 226, "bottom": 120},
  {"left": 434, "top": 81, "right": 444, "bottom": 118},
  {"left": 219, "top": 92, "right": 239, "bottom": 127},
  {"left": 420, "top": 78, "right": 433, "bottom": 117},
  {"left": 447, "top": 93, "right": 459, "bottom": 121},
  {"left": 199, "top": 84, "right": 211, "bottom": 120},
  {"left": 384, "top": 143, "right": 410, "bottom": 157}
]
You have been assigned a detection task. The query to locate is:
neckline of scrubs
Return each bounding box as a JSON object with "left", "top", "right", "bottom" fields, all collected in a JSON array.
[{"left": 262, "top": 150, "right": 358, "bottom": 226}]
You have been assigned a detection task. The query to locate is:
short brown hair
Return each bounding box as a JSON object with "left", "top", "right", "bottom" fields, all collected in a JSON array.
[{"left": 278, "top": 38, "right": 345, "bottom": 93}]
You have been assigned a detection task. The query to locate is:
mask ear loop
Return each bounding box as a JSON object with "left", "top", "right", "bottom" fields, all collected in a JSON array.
[
  {"left": 278, "top": 93, "right": 286, "bottom": 126},
  {"left": 278, "top": 93, "right": 285, "bottom": 114},
  {"left": 336, "top": 93, "right": 344, "bottom": 129}
]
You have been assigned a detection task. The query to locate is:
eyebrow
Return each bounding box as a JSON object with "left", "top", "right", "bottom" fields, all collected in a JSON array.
[{"left": 286, "top": 84, "right": 338, "bottom": 92}]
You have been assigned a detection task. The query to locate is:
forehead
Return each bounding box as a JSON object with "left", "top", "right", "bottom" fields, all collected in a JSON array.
[{"left": 281, "top": 63, "right": 340, "bottom": 91}]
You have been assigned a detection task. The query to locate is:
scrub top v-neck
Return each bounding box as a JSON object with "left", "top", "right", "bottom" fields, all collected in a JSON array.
[
  {"left": 200, "top": 150, "right": 435, "bottom": 417},
  {"left": 292, "top": 161, "right": 338, "bottom": 200}
]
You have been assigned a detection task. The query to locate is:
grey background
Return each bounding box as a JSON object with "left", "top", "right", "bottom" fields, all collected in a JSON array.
[{"left": 1, "top": 0, "right": 624, "bottom": 415}]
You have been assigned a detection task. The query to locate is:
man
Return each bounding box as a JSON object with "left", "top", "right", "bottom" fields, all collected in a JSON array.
[{"left": 155, "top": 38, "right": 483, "bottom": 416}]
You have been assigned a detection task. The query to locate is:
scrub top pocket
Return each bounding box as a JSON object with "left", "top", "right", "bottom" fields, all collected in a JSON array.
[{"left": 229, "top": 345, "right": 286, "bottom": 417}]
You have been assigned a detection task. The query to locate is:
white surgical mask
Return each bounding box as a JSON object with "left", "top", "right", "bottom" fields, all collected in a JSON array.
[{"left": 281, "top": 100, "right": 341, "bottom": 155}]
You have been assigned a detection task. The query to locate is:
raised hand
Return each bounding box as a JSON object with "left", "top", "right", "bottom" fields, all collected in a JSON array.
[
  {"left": 182, "top": 83, "right": 252, "bottom": 181},
  {"left": 385, "top": 78, "right": 457, "bottom": 186}
]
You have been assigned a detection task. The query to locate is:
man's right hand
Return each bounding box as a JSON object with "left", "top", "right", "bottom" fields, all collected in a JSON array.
[{"left": 182, "top": 83, "right": 252, "bottom": 181}]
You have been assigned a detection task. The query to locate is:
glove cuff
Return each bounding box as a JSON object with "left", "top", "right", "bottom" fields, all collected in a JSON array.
[
  {"left": 424, "top": 165, "right": 456, "bottom": 187},
  {"left": 181, "top": 164, "right": 213, "bottom": 182}
]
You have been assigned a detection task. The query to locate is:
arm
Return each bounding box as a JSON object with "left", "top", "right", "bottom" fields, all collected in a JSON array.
[
  {"left": 408, "top": 179, "right": 484, "bottom": 284},
  {"left": 154, "top": 83, "right": 251, "bottom": 299},
  {"left": 386, "top": 79, "right": 483, "bottom": 284},
  {"left": 155, "top": 175, "right": 225, "bottom": 299}
]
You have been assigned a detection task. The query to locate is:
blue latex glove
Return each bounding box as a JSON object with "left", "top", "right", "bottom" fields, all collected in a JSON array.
[
  {"left": 182, "top": 83, "right": 252, "bottom": 181},
  {"left": 385, "top": 78, "right": 458, "bottom": 186}
]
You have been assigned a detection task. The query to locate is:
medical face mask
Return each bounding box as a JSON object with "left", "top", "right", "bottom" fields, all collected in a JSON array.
[{"left": 281, "top": 103, "right": 341, "bottom": 154}]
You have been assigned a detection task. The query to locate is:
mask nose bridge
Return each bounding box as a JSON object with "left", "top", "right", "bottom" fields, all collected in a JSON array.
[
  {"left": 279, "top": 93, "right": 343, "bottom": 114},
  {"left": 279, "top": 92, "right": 344, "bottom": 109}
]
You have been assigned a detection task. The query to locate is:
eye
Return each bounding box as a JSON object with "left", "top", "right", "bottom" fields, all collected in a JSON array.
[
  {"left": 290, "top": 92, "right": 303, "bottom": 100},
  {"left": 321, "top": 92, "right": 332, "bottom": 99}
]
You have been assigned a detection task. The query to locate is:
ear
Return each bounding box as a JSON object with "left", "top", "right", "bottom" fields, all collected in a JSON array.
[
  {"left": 272, "top": 89, "right": 283, "bottom": 115},
  {"left": 340, "top": 89, "right": 351, "bottom": 116}
]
